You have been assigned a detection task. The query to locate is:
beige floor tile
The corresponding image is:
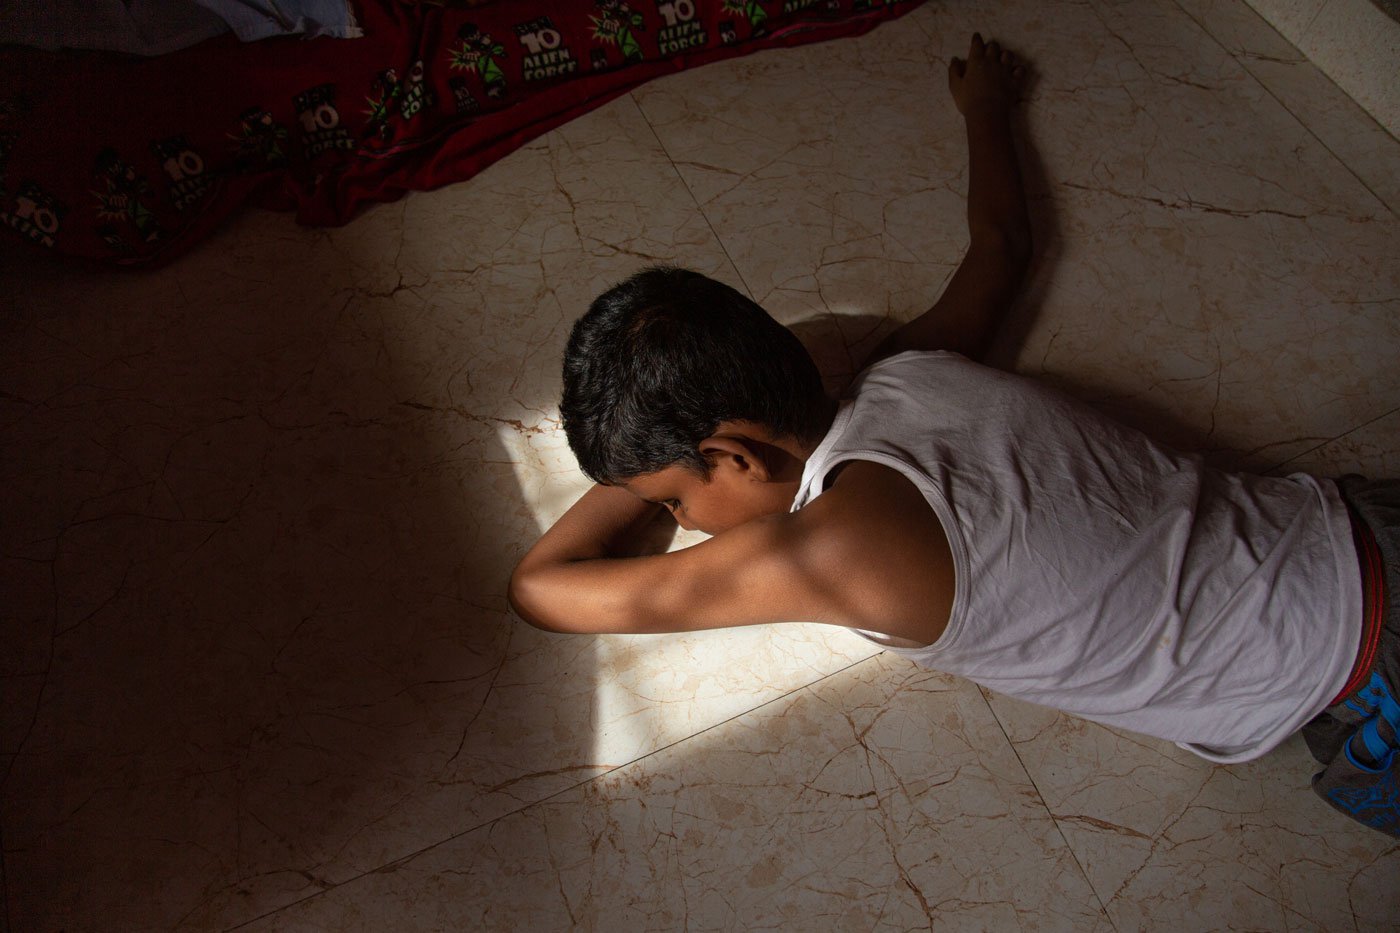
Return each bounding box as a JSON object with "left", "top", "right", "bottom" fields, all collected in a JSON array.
[
  {"left": 248, "top": 655, "right": 1110, "bottom": 932},
  {"left": 633, "top": 1, "right": 969, "bottom": 337},
  {"left": 0, "top": 95, "right": 871, "bottom": 931},
  {"left": 1277, "top": 408, "right": 1400, "bottom": 475},
  {"left": 1294, "top": 0, "right": 1400, "bottom": 135},
  {"left": 1240, "top": 56, "right": 1400, "bottom": 215},
  {"left": 1242, "top": 0, "right": 1332, "bottom": 43},
  {"left": 1178, "top": 0, "right": 1311, "bottom": 60},
  {"left": 635, "top": 0, "right": 1399, "bottom": 475},
  {"left": 982, "top": 692, "right": 1400, "bottom": 931},
  {"left": 4, "top": 0, "right": 1397, "bottom": 929},
  {"left": 1016, "top": 194, "right": 1398, "bottom": 473},
  {"left": 1177, "top": 0, "right": 1400, "bottom": 214}
]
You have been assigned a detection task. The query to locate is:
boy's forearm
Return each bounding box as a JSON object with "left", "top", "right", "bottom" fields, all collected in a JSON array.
[
  {"left": 509, "top": 483, "right": 663, "bottom": 630},
  {"left": 963, "top": 107, "right": 1030, "bottom": 259},
  {"left": 864, "top": 102, "right": 1030, "bottom": 366},
  {"left": 520, "top": 484, "right": 660, "bottom": 565},
  {"left": 862, "top": 37, "right": 1032, "bottom": 368}
]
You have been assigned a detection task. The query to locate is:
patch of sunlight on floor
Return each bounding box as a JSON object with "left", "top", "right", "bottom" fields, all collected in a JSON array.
[
  {"left": 496, "top": 421, "right": 590, "bottom": 534},
  {"left": 498, "top": 422, "right": 711, "bottom": 763},
  {"left": 498, "top": 421, "right": 881, "bottom": 766}
]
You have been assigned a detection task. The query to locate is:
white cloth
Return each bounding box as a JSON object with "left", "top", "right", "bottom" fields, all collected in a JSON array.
[
  {"left": 792, "top": 351, "right": 1361, "bottom": 763},
  {"left": 1, "top": 0, "right": 360, "bottom": 56}
]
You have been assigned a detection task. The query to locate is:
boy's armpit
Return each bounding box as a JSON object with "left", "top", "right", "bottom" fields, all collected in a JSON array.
[
  {"left": 810, "top": 460, "right": 956, "bottom": 647},
  {"left": 510, "top": 462, "right": 955, "bottom": 645}
]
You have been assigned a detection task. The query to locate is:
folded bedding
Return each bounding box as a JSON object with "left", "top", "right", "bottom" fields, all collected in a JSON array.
[{"left": 0, "top": 0, "right": 923, "bottom": 267}]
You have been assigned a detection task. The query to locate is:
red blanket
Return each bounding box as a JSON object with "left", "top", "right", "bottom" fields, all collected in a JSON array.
[{"left": 0, "top": 0, "right": 923, "bottom": 267}]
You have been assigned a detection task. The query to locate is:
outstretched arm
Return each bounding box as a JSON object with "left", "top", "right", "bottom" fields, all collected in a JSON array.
[{"left": 867, "top": 33, "right": 1031, "bottom": 366}]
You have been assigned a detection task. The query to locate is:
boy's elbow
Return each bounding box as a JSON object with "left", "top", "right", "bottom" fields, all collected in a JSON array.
[
  {"left": 507, "top": 561, "right": 566, "bottom": 633},
  {"left": 508, "top": 554, "right": 654, "bottom": 636}
]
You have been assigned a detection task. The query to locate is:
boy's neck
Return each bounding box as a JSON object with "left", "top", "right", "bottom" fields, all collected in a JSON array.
[
  {"left": 781, "top": 396, "right": 840, "bottom": 471},
  {"left": 713, "top": 396, "right": 839, "bottom": 486}
]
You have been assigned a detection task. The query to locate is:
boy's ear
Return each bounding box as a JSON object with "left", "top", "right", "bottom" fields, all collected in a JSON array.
[{"left": 699, "top": 434, "right": 772, "bottom": 482}]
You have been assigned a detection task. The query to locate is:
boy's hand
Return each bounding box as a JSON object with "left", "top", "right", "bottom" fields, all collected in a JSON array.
[{"left": 948, "top": 33, "right": 1025, "bottom": 117}]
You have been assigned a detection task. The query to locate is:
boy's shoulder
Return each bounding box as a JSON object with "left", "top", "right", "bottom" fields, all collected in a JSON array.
[{"left": 780, "top": 459, "right": 954, "bottom": 647}]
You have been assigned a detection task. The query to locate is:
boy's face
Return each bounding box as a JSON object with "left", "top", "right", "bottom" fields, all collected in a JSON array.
[{"left": 622, "top": 462, "right": 795, "bottom": 536}]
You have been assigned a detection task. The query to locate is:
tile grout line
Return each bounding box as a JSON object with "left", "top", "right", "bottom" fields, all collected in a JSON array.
[
  {"left": 1267, "top": 404, "right": 1400, "bottom": 474},
  {"left": 638, "top": 59, "right": 1139, "bottom": 933},
  {"left": 625, "top": 92, "right": 764, "bottom": 303},
  {"left": 1242, "top": 72, "right": 1398, "bottom": 218},
  {"left": 974, "top": 686, "right": 1120, "bottom": 931},
  {"left": 222, "top": 22, "right": 1384, "bottom": 928},
  {"left": 1161, "top": 0, "right": 1400, "bottom": 472},
  {"left": 231, "top": 89, "right": 880, "bottom": 929},
  {"left": 227, "top": 650, "right": 884, "bottom": 931},
  {"left": 1168, "top": 0, "right": 1399, "bottom": 221}
]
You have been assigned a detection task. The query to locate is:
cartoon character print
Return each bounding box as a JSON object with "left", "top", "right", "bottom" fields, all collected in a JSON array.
[
  {"left": 514, "top": 17, "right": 578, "bottom": 83},
  {"left": 92, "top": 148, "right": 160, "bottom": 245},
  {"left": 230, "top": 108, "right": 289, "bottom": 171},
  {"left": 591, "top": 1, "right": 647, "bottom": 63},
  {"left": 367, "top": 60, "right": 437, "bottom": 140},
  {"left": 722, "top": 0, "right": 769, "bottom": 32},
  {"left": 0, "top": 99, "right": 67, "bottom": 249},
  {"left": 1, "top": 180, "right": 67, "bottom": 248},
  {"left": 453, "top": 75, "right": 487, "bottom": 114},
  {"left": 450, "top": 24, "right": 508, "bottom": 100},
  {"left": 396, "top": 61, "right": 435, "bottom": 120},
  {"left": 365, "top": 68, "right": 403, "bottom": 139},
  {"left": 448, "top": 76, "right": 480, "bottom": 115},
  {"left": 152, "top": 135, "right": 214, "bottom": 211},
  {"left": 653, "top": 0, "right": 706, "bottom": 56},
  {"left": 294, "top": 84, "right": 356, "bottom": 159}
]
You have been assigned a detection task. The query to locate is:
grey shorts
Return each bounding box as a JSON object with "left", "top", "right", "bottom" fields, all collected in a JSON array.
[{"left": 1300, "top": 476, "right": 1399, "bottom": 838}]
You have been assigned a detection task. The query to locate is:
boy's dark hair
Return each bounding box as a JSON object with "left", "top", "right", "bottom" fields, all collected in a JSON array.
[{"left": 562, "top": 267, "right": 829, "bottom": 484}]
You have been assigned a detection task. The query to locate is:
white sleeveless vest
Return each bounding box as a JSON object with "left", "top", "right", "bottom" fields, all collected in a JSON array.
[{"left": 792, "top": 351, "right": 1361, "bottom": 762}]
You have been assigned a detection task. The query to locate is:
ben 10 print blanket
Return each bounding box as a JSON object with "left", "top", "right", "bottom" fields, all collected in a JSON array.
[{"left": 0, "top": 0, "right": 923, "bottom": 267}]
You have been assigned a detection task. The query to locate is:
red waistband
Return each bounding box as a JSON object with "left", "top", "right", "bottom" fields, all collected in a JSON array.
[{"left": 1329, "top": 503, "right": 1386, "bottom": 706}]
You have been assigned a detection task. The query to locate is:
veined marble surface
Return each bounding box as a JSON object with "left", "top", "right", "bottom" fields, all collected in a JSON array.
[{"left": 2, "top": 0, "right": 1397, "bottom": 929}]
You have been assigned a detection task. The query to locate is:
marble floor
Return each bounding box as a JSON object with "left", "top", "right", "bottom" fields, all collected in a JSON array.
[{"left": 3, "top": 0, "right": 1398, "bottom": 930}]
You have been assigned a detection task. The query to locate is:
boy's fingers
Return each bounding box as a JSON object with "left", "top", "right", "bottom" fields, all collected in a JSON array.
[
  {"left": 986, "top": 40, "right": 1001, "bottom": 60},
  {"left": 970, "top": 32, "right": 984, "bottom": 55},
  {"left": 949, "top": 56, "right": 965, "bottom": 78}
]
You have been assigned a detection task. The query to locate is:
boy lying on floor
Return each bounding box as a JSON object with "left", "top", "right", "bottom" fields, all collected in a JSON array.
[{"left": 509, "top": 34, "right": 1398, "bottom": 837}]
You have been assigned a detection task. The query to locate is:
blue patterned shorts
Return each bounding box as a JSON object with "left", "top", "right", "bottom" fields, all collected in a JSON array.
[{"left": 1301, "top": 477, "right": 1399, "bottom": 838}]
